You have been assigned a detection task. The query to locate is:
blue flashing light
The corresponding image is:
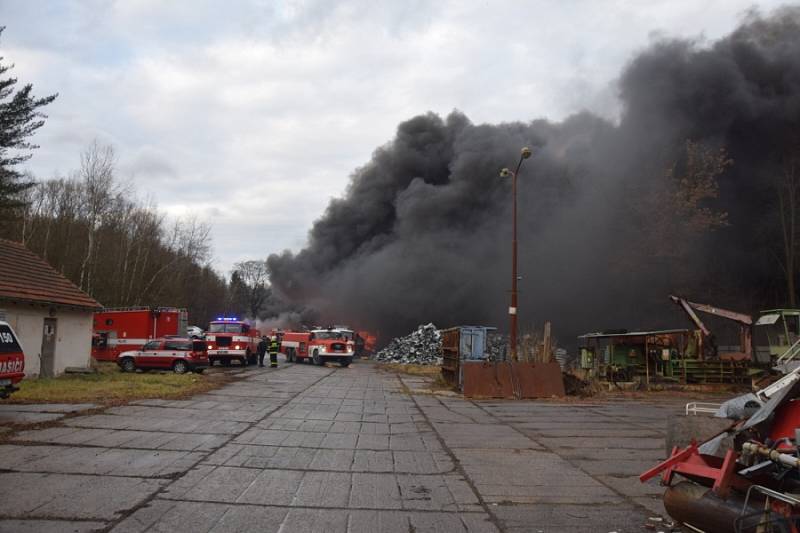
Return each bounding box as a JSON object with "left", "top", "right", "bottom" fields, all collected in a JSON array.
[{"left": 214, "top": 317, "right": 239, "bottom": 322}]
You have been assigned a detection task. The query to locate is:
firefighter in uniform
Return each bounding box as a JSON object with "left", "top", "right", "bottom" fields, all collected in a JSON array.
[
  {"left": 269, "top": 336, "right": 279, "bottom": 368},
  {"left": 257, "top": 336, "right": 268, "bottom": 367}
]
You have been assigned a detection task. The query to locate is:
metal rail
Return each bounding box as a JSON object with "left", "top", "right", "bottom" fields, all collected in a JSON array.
[
  {"left": 733, "top": 484, "right": 800, "bottom": 533},
  {"left": 685, "top": 402, "right": 722, "bottom": 416},
  {"left": 775, "top": 337, "right": 800, "bottom": 368}
]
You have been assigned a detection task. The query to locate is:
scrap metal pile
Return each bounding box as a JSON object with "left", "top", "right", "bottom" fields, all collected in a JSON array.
[
  {"left": 374, "top": 323, "right": 442, "bottom": 365},
  {"left": 486, "top": 333, "right": 509, "bottom": 361},
  {"left": 641, "top": 367, "right": 800, "bottom": 532}
]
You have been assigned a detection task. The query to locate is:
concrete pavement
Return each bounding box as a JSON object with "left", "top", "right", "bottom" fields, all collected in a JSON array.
[{"left": 0, "top": 360, "right": 681, "bottom": 532}]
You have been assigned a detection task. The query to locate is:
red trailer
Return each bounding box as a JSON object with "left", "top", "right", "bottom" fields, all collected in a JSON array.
[{"left": 92, "top": 307, "right": 188, "bottom": 362}]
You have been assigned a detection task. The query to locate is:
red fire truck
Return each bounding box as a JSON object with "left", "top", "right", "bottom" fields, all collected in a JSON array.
[
  {"left": 92, "top": 307, "right": 188, "bottom": 362},
  {"left": 280, "top": 331, "right": 310, "bottom": 362},
  {"left": 205, "top": 317, "right": 260, "bottom": 366},
  {"left": 0, "top": 321, "right": 25, "bottom": 398},
  {"left": 281, "top": 327, "right": 355, "bottom": 367}
]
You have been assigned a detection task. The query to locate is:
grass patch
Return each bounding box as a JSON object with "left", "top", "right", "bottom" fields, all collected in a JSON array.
[{"left": 8, "top": 362, "right": 223, "bottom": 405}]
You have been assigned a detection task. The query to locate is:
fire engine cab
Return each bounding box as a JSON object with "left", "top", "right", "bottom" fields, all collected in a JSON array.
[
  {"left": 309, "top": 328, "right": 355, "bottom": 367},
  {"left": 281, "top": 327, "right": 355, "bottom": 367},
  {"left": 92, "top": 307, "right": 188, "bottom": 362},
  {"left": 205, "top": 317, "right": 260, "bottom": 366},
  {"left": 0, "top": 321, "right": 25, "bottom": 398}
]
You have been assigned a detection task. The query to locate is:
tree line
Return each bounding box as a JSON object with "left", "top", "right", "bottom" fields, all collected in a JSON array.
[{"left": 0, "top": 141, "right": 231, "bottom": 326}]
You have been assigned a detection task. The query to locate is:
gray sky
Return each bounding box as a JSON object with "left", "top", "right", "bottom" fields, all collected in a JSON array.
[{"left": 2, "top": 0, "right": 787, "bottom": 273}]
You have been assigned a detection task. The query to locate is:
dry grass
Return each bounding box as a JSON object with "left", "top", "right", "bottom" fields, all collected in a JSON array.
[
  {"left": 379, "top": 363, "right": 455, "bottom": 393},
  {"left": 380, "top": 363, "right": 441, "bottom": 377},
  {"left": 8, "top": 362, "right": 224, "bottom": 405}
]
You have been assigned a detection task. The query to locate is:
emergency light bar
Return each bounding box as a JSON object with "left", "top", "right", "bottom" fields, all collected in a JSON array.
[{"left": 215, "top": 317, "right": 239, "bottom": 321}]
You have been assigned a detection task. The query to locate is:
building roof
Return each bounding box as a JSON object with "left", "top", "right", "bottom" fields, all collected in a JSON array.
[
  {"left": 0, "top": 239, "right": 102, "bottom": 311},
  {"left": 578, "top": 328, "right": 690, "bottom": 340}
]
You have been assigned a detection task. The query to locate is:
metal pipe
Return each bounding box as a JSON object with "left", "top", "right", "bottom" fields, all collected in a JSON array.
[
  {"left": 664, "top": 481, "right": 766, "bottom": 533},
  {"left": 742, "top": 442, "right": 800, "bottom": 469}
]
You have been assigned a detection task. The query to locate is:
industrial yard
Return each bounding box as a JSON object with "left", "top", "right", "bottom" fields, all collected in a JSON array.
[
  {"left": 3, "top": 1, "right": 800, "bottom": 531},
  {"left": 0, "top": 359, "right": 686, "bottom": 533}
]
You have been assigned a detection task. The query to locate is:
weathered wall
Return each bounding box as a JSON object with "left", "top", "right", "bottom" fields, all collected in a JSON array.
[{"left": 0, "top": 302, "right": 92, "bottom": 377}]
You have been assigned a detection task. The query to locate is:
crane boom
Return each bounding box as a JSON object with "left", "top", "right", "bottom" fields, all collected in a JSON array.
[
  {"left": 669, "top": 295, "right": 753, "bottom": 360},
  {"left": 669, "top": 295, "right": 712, "bottom": 337},
  {"left": 681, "top": 300, "right": 752, "bottom": 326}
]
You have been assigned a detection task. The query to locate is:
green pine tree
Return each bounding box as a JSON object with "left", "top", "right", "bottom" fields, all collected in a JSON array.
[{"left": 0, "top": 26, "right": 57, "bottom": 216}]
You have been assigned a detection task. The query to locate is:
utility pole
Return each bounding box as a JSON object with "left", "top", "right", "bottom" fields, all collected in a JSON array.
[{"left": 500, "top": 147, "right": 532, "bottom": 362}]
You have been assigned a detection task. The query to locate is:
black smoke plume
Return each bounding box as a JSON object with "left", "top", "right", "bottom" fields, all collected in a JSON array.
[{"left": 268, "top": 7, "right": 800, "bottom": 345}]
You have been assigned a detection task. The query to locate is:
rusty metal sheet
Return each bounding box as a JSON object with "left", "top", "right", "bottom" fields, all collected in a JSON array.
[
  {"left": 462, "top": 361, "right": 514, "bottom": 398},
  {"left": 462, "top": 361, "right": 565, "bottom": 399},
  {"left": 513, "top": 361, "right": 566, "bottom": 397},
  {"left": 440, "top": 328, "right": 461, "bottom": 387}
]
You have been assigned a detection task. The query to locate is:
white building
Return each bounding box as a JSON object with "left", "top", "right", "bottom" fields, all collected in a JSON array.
[{"left": 0, "top": 239, "right": 102, "bottom": 377}]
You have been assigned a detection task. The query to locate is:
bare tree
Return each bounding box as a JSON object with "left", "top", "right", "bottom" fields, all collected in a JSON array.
[
  {"left": 233, "top": 260, "right": 270, "bottom": 319},
  {"left": 77, "top": 141, "right": 117, "bottom": 292},
  {"left": 633, "top": 140, "right": 730, "bottom": 263},
  {"left": 137, "top": 216, "right": 212, "bottom": 303},
  {"left": 668, "top": 140, "right": 731, "bottom": 233}
]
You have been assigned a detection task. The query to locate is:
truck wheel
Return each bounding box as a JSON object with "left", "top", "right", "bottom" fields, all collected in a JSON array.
[
  {"left": 247, "top": 350, "right": 256, "bottom": 365},
  {"left": 241, "top": 355, "right": 249, "bottom": 367},
  {"left": 340, "top": 357, "right": 352, "bottom": 368},
  {"left": 173, "top": 360, "right": 189, "bottom": 374},
  {"left": 312, "top": 349, "right": 323, "bottom": 366},
  {"left": 120, "top": 357, "right": 136, "bottom": 373}
]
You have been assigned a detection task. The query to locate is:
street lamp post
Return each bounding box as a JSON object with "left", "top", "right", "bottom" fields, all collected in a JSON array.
[{"left": 500, "top": 147, "right": 532, "bottom": 362}]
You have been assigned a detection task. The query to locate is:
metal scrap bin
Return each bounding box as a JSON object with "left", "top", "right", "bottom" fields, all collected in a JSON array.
[{"left": 440, "top": 326, "right": 496, "bottom": 389}]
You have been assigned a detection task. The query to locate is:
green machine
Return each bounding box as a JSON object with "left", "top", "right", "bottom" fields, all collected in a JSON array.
[
  {"left": 578, "top": 329, "right": 688, "bottom": 383},
  {"left": 756, "top": 309, "right": 800, "bottom": 362}
]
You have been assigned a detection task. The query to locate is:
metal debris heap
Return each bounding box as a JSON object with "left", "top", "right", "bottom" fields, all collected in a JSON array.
[
  {"left": 374, "top": 323, "right": 442, "bottom": 365},
  {"left": 486, "top": 333, "right": 509, "bottom": 361}
]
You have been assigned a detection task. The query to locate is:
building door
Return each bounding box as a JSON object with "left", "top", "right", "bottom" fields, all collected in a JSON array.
[{"left": 40, "top": 318, "right": 57, "bottom": 378}]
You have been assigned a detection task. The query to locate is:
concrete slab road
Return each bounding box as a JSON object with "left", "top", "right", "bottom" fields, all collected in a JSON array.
[{"left": 0, "top": 360, "right": 682, "bottom": 532}]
